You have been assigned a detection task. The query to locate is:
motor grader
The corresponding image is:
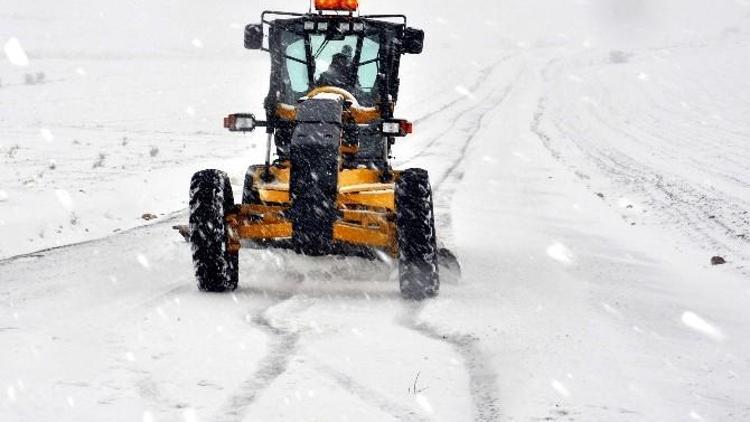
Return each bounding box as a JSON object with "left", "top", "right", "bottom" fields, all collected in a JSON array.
[{"left": 189, "top": 0, "right": 443, "bottom": 299}]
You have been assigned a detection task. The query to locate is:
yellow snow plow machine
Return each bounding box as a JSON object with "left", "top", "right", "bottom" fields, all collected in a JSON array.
[{"left": 188, "top": 0, "right": 455, "bottom": 299}]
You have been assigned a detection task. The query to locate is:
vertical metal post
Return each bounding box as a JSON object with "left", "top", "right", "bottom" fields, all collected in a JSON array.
[
  {"left": 263, "top": 131, "right": 273, "bottom": 181},
  {"left": 381, "top": 135, "right": 393, "bottom": 181}
]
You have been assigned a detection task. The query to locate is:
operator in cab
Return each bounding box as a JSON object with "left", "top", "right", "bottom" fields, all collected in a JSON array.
[{"left": 316, "top": 45, "right": 356, "bottom": 89}]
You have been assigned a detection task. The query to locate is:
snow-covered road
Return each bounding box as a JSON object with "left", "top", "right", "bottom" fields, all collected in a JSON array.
[{"left": 2, "top": 0, "right": 750, "bottom": 420}]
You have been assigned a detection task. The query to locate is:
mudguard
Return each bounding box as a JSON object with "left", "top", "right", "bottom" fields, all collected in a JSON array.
[{"left": 289, "top": 99, "right": 343, "bottom": 255}]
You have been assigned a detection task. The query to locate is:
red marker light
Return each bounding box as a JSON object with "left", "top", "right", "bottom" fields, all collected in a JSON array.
[
  {"left": 400, "top": 120, "right": 413, "bottom": 135},
  {"left": 315, "top": 0, "right": 359, "bottom": 11},
  {"left": 224, "top": 114, "right": 236, "bottom": 129}
]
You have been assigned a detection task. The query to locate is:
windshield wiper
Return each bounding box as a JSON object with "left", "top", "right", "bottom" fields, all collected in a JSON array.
[
  {"left": 313, "top": 37, "right": 331, "bottom": 60},
  {"left": 282, "top": 53, "right": 306, "bottom": 64},
  {"left": 358, "top": 57, "right": 378, "bottom": 67}
]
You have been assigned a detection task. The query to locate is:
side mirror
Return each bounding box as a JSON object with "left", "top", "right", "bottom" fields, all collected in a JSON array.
[
  {"left": 403, "top": 28, "right": 424, "bottom": 54},
  {"left": 244, "top": 24, "right": 263, "bottom": 50}
]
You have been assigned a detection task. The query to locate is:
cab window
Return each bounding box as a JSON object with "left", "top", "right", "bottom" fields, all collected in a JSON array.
[
  {"left": 279, "top": 30, "right": 382, "bottom": 104},
  {"left": 283, "top": 35, "right": 309, "bottom": 94}
]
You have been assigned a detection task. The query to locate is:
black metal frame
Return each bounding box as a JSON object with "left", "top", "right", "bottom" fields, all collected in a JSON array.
[{"left": 247, "top": 10, "right": 418, "bottom": 173}]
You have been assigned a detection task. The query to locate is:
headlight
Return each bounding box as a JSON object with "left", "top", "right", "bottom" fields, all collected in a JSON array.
[{"left": 382, "top": 122, "right": 401, "bottom": 134}]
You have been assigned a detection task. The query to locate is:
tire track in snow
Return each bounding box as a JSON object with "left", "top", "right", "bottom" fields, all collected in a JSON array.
[
  {"left": 430, "top": 82, "right": 515, "bottom": 249},
  {"left": 533, "top": 91, "right": 750, "bottom": 271},
  {"left": 397, "top": 71, "right": 520, "bottom": 422},
  {"left": 399, "top": 91, "right": 496, "bottom": 167},
  {"left": 0, "top": 54, "right": 517, "bottom": 266},
  {"left": 399, "top": 55, "right": 519, "bottom": 167},
  {"left": 411, "top": 54, "right": 517, "bottom": 126},
  {"left": 586, "top": 108, "right": 750, "bottom": 242},
  {"left": 0, "top": 210, "right": 186, "bottom": 265},
  {"left": 432, "top": 81, "right": 515, "bottom": 191},
  {"left": 399, "top": 303, "right": 501, "bottom": 422},
  {"left": 216, "top": 292, "right": 309, "bottom": 422},
  {"left": 0, "top": 52, "right": 520, "bottom": 421},
  {"left": 315, "top": 363, "right": 432, "bottom": 422},
  {"left": 217, "top": 254, "right": 392, "bottom": 419},
  {"left": 129, "top": 62, "right": 513, "bottom": 418},
  {"left": 532, "top": 52, "right": 750, "bottom": 272},
  {"left": 423, "top": 71, "right": 518, "bottom": 247},
  {"left": 216, "top": 296, "right": 299, "bottom": 420}
]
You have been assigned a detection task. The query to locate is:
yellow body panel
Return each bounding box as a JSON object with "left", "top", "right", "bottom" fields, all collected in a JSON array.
[
  {"left": 276, "top": 104, "right": 297, "bottom": 121},
  {"left": 252, "top": 167, "right": 392, "bottom": 201},
  {"left": 333, "top": 223, "right": 392, "bottom": 249},
  {"left": 349, "top": 107, "right": 381, "bottom": 124},
  {"left": 228, "top": 167, "right": 398, "bottom": 253},
  {"left": 237, "top": 222, "right": 292, "bottom": 239},
  {"left": 259, "top": 189, "right": 290, "bottom": 204},
  {"left": 338, "top": 169, "right": 383, "bottom": 186},
  {"left": 338, "top": 191, "right": 395, "bottom": 210},
  {"left": 229, "top": 86, "right": 400, "bottom": 253}
]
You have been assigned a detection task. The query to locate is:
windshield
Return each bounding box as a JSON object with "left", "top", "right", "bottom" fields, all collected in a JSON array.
[{"left": 280, "top": 31, "right": 381, "bottom": 106}]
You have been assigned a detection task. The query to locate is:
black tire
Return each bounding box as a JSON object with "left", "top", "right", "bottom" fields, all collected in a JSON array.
[
  {"left": 396, "top": 169, "right": 440, "bottom": 299},
  {"left": 243, "top": 165, "right": 261, "bottom": 204},
  {"left": 289, "top": 127, "right": 339, "bottom": 256},
  {"left": 189, "top": 169, "right": 238, "bottom": 292}
]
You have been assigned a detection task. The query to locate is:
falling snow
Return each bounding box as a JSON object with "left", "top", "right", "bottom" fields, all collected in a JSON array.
[
  {"left": 551, "top": 379, "right": 571, "bottom": 398},
  {"left": 415, "top": 394, "right": 435, "bottom": 414},
  {"left": 1, "top": 0, "right": 749, "bottom": 421},
  {"left": 39, "top": 128, "right": 54, "bottom": 142},
  {"left": 546, "top": 242, "right": 574, "bottom": 265},
  {"left": 4, "top": 37, "right": 29, "bottom": 66},
  {"left": 136, "top": 253, "right": 151, "bottom": 269},
  {"left": 54, "top": 189, "right": 75, "bottom": 212},
  {"left": 681, "top": 311, "right": 725, "bottom": 341}
]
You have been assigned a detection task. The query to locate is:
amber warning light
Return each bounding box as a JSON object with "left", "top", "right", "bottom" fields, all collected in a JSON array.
[{"left": 315, "top": 0, "right": 359, "bottom": 11}]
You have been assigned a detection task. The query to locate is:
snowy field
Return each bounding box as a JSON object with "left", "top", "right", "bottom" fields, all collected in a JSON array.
[{"left": 2, "top": 0, "right": 750, "bottom": 420}]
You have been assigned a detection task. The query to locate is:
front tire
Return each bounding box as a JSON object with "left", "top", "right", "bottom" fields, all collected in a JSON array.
[
  {"left": 396, "top": 169, "right": 440, "bottom": 299},
  {"left": 189, "top": 169, "right": 238, "bottom": 292}
]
